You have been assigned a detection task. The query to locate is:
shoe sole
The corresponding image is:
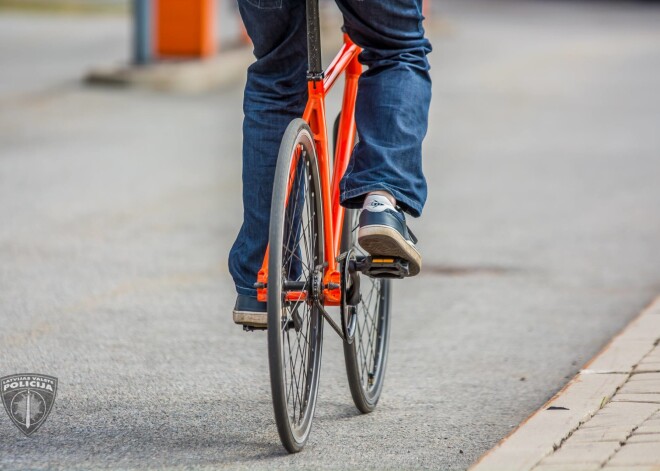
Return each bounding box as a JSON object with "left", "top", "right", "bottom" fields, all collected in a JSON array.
[
  {"left": 233, "top": 310, "right": 267, "bottom": 328},
  {"left": 358, "top": 225, "right": 422, "bottom": 276}
]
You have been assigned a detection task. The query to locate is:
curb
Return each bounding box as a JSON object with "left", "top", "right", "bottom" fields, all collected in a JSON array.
[
  {"left": 470, "top": 296, "right": 660, "bottom": 471},
  {"left": 0, "top": 0, "right": 126, "bottom": 15},
  {"left": 85, "top": 44, "right": 253, "bottom": 94},
  {"left": 83, "top": 16, "right": 346, "bottom": 94}
]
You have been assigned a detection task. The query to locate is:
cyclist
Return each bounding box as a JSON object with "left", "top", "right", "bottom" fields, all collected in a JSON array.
[{"left": 229, "top": 0, "right": 432, "bottom": 327}]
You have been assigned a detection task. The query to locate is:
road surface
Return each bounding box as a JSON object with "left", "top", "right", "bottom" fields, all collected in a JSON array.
[{"left": 1, "top": 1, "right": 660, "bottom": 469}]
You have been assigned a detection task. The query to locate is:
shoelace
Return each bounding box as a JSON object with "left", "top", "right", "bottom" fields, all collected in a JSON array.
[
  {"left": 396, "top": 205, "right": 419, "bottom": 244},
  {"left": 354, "top": 207, "right": 419, "bottom": 245}
]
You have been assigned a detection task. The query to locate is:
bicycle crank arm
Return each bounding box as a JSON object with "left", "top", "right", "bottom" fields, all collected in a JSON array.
[{"left": 314, "top": 300, "right": 346, "bottom": 341}]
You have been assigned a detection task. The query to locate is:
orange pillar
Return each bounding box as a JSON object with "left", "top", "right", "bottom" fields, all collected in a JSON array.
[
  {"left": 155, "top": 0, "right": 216, "bottom": 58},
  {"left": 423, "top": 0, "right": 430, "bottom": 18}
]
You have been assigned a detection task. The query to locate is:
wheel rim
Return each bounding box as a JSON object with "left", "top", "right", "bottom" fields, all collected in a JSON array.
[
  {"left": 272, "top": 138, "right": 324, "bottom": 445},
  {"left": 353, "top": 266, "right": 388, "bottom": 401},
  {"left": 341, "top": 209, "right": 390, "bottom": 410}
]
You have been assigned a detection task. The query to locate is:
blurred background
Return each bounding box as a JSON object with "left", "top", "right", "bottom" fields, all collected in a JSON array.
[{"left": 1, "top": 0, "right": 660, "bottom": 470}]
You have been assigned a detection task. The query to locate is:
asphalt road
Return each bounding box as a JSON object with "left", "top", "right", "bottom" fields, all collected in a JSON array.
[{"left": 1, "top": 1, "right": 660, "bottom": 469}]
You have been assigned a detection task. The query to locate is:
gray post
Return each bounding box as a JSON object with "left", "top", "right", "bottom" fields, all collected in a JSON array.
[{"left": 133, "top": 0, "right": 152, "bottom": 65}]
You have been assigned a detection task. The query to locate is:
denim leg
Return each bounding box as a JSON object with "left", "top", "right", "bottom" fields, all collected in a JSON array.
[
  {"left": 228, "top": 0, "right": 308, "bottom": 297},
  {"left": 335, "top": 0, "right": 432, "bottom": 218}
]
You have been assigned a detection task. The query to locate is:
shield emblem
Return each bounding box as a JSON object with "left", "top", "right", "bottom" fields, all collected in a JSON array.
[{"left": 1, "top": 374, "right": 58, "bottom": 436}]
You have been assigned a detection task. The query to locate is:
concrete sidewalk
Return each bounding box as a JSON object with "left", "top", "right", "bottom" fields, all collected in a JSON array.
[{"left": 472, "top": 298, "right": 660, "bottom": 471}]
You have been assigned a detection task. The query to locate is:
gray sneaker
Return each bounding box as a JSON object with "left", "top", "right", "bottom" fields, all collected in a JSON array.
[
  {"left": 232, "top": 295, "right": 267, "bottom": 328},
  {"left": 358, "top": 204, "right": 421, "bottom": 276}
]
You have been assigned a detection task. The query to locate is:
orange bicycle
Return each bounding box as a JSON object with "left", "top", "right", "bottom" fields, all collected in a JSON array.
[{"left": 253, "top": 0, "right": 411, "bottom": 453}]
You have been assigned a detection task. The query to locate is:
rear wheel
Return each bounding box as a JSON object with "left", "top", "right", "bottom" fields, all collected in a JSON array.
[
  {"left": 341, "top": 212, "right": 392, "bottom": 413},
  {"left": 333, "top": 112, "right": 393, "bottom": 413},
  {"left": 268, "top": 119, "right": 325, "bottom": 453}
]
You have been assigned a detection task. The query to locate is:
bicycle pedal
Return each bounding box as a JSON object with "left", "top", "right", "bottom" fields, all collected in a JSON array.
[
  {"left": 359, "top": 256, "right": 410, "bottom": 279},
  {"left": 243, "top": 325, "right": 267, "bottom": 332}
]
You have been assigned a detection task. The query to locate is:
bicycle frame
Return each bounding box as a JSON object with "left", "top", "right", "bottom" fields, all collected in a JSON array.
[{"left": 256, "top": 32, "right": 362, "bottom": 307}]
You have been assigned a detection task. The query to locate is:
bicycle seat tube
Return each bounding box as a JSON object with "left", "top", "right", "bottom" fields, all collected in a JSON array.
[{"left": 306, "top": 0, "right": 323, "bottom": 81}]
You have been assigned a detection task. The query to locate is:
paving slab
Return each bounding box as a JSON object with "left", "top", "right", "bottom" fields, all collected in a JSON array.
[
  {"left": 624, "top": 316, "right": 660, "bottom": 341},
  {"left": 645, "top": 347, "right": 660, "bottom": 359},
  {"left": 636, "top": 363, "right": 660, "bottom": 373},
  {"left": 612, "top": 394, "right": 660, "bottom": 404},
  {"left": 533, "top": 464, "right": 602, "bottom": 471},
  {"left": 585, "top": 340, "right": 658, "bottom": 374},
  {"left": 619, "top": 381, "right": 660, "bottom": 394},
  {"left": 567, "top": 426, "right": 633, "bottom": 444},
  {"left": 536, "top": 441, "right": 618, "bottom": 466},
  {"left": 579, "top": 402, "right": 660, "bottom": 430},
  {"left": 584, "top": 313, "right": 660, "bottom": 374},
  {"left": 603, "top": 467, "right": 660, "bottom": 471},
  {"left": 635, "top": 423, "right": 660, "bottom": 434},
  {"left": 627, "top": 435, "right": 660, "bottom": 444},
  {"left": 629, "top": 373, "right": 660, "bottom": 382},
  {"left": 607, "top": 442, "right": 660, "bottom": 466}
]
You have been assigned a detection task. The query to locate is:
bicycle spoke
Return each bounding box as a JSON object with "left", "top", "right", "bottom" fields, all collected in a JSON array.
[
  {"left": 282, "top": 159, "right": 314, "bottom": 281},
  {"left": 352, "top": 277, "right": 380, "bottom": 389}
]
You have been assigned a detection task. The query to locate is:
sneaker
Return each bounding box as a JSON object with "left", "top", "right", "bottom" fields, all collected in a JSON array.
[
  {"left": 233, "top": 295, "right": 267, "bottom": 328},
  {"left": 357, "top": 194, "right": 422, "bottom": 276}
]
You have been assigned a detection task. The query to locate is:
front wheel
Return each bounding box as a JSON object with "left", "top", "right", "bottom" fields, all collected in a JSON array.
[{"left": 268, "top": 119, "right": 325, "bottom": 453}]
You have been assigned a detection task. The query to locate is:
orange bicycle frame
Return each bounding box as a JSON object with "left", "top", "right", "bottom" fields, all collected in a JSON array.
[{"left": 256, "top": 33, "right": 362, "bottom": 306}]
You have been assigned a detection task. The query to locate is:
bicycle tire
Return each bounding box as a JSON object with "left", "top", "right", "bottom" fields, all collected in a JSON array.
[
  {"left": 341, "top": 209, "right": 392, "bottom": 413},
  {"left": 331, "top": 112, "right": 392, "bottom": 412},
  {"left": 268, "top": 118, "right": 325, "bottom": 453}
]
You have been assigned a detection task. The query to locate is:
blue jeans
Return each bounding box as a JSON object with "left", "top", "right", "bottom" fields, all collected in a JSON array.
[{"left": 229, "top": 0, "right": 432, "bottom": 297}]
